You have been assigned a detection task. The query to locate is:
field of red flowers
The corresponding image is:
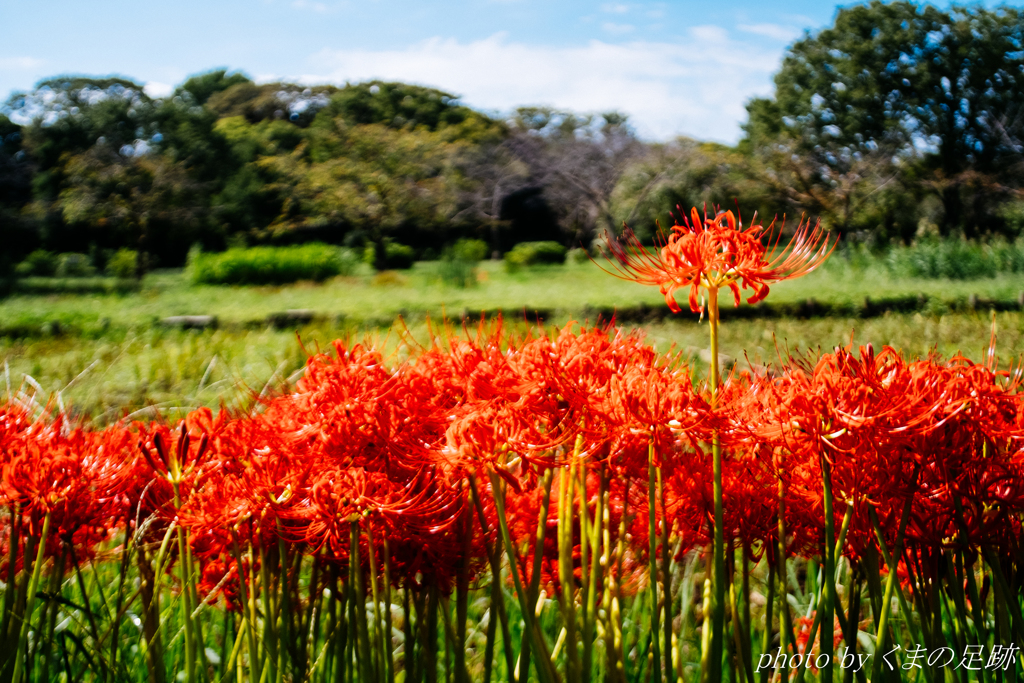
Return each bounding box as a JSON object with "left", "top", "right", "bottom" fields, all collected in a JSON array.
[{"left": 2, "top": 209, "right": 1022, "bottom": 683}]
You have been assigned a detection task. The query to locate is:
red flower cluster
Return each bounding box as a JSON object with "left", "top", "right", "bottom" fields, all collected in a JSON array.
[{"left": 1, "top": 324, "right": 1021, "bottom": 608}]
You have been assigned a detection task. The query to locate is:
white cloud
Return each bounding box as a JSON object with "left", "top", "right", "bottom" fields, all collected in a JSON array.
[
  {"left": 737, "top": 23, "right": 800, "bottom": 42},
  {"left": 292, "top": 0, "right": 335, "bottom": 12},
  {"left": 144, "top": 81, "right": 174, "bottom": 98},
  {"left": 602, "top": 22, "right": 635, "bottom": 35},
  {"left": 301, "top": 31, "right": 780, "bottom": 142},
  {"left": 0, "top": 57, "right": 44, "bottom": 71},
  {"left": 600, "top": 3, "right": 630, "bottom": 13},
  {"left": 690, "top": 25, "right": 729, "bottom": 43}
]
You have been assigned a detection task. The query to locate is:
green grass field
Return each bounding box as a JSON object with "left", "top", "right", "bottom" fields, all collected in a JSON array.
[
  {"left": 2, "top": 255, "right": 1022, "bottom": 422},
  {"left": 3, "top": 258, "right": 1024, "bottom": 336}
]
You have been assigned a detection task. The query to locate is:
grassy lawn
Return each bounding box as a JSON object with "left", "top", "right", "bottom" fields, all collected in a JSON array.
[
  {"left": 2, "top": 257, "right": 1022, "bottom": 421},
  {"left": 2, "top": 258, "right": 1024, "bottom": 336}
]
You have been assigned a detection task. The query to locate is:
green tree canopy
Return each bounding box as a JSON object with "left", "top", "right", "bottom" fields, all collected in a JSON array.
[
  {"left": 175, "top": 69, "right": 253, "bottom": 106},
  {"left": 317, "top": 81, "right": 503, "bottom": 140},
  {"left": 744, "top": 1, "right": 1024, "bottom": 238},
  {"left": 206, "top": 82, "right": 340, "bottom": 126}
]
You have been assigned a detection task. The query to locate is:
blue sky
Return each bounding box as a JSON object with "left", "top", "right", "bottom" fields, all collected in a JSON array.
[{"left": 1, "top": 0, "right": 1015, "bottom": 142}]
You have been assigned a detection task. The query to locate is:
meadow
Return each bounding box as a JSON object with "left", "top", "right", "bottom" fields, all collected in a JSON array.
[
  {"left": 4, "top": 248, "right": 1024, "bottom": 683},
  {"left": 2, "top": 256, "right": 1023, "bottom": 421}
]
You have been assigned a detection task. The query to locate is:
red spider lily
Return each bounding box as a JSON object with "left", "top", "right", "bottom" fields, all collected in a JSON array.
[
  {"left": 794, "top": 613, "right": 844, "bottom": 669},
  {"left": 735, "top": 344, "right": 1024, "bottom": 562},
  {"left": 128, "top": 409, "right": 226, "bottom": 532},
  {"left": 191, "top": 537, "right": 248, "bottom": 612},
  {"left": 610, "top": 353, "right": 711, "bottom": 461},
  {"left": 606, "top": 207, "right": 834, "bottom": 315},
  {"left": 1, "top": 419, "right": 134, "bottom": 560}
]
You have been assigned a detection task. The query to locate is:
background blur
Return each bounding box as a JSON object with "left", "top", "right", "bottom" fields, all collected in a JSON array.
[
  {"left": 1, "top": 0, "right": 1023, "bottom": 273},
  {"left": 4, "top": 0, "right": 1024, "bottom": 419}
]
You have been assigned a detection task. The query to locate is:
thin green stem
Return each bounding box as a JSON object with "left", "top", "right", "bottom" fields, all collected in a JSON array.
[
  {"left": 487, "top": 470, "right": 560, "bottom": 683},
  {"left": 659, "top": 464, "right": 675, "bottom": 683},
  {"left": 707, "top": 286, "right": 726, "bottom": 683},
  {"left": 820, "top": 454, "right": 836, "bottom": 683},
  {"left": 647, "top": 436, "right": 663, "bottom": 683},
  {"left": 868, "top": 496, "right": 914, "bottom": 683},
  {"left": 12, "top": 508, "right": 52, "bottom": 683},
  {"left": 557, "top": 440, "right": 582, "bottom": 682}
]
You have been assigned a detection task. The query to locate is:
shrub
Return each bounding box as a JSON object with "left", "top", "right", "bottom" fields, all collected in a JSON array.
[
  {"left": 504, "top": 241, "right": 568, "bottom": 270},
  {"left": 383, "top": 242, "right": 416, "bottom": 270},
  {"left": 55, "top": 253, "right": 96, "bottom": 278},
  {"left": 15, "top": 250, "right": 57, "bottom": 277},
  {"left": 189, "top": 243, "right": 354, "bottom": 285},
  {"left": 105, "top": 249, "right": 138, "bottom": 279},
  {"left": 435, "top": 239, "right": 488, "bottom": 287},
  {"left": 452, "top": 238, "right": 488, "bottom": 263},
  {"left": 567, "top": 247, "right": 590, "bottom": 264},
  {"left": 885, "top": 238, "right": 1024, "bottom": 280}
]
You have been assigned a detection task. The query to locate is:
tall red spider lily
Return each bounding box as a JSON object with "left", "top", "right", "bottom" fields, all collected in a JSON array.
[
  {"left": 601, "top": 205, "right": 836, "bottom": 683},
  {"left": 135, "top": 409, "right": 220, "bottom": 487},
  {"left": 610, "top": 356, "right": 711, "bottom": 458},
  {"left": 1, "top": 420, "right": 134, "bottom": 557},
  {"left": 606, "top": 206, "right": 835, "bottom": 315}
]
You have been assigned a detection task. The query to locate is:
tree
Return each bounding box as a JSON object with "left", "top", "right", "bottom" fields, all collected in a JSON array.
[
  {"left": 8, "top": 77, "right": 155, "bottom": 177},
  {"left": 745, "top": 1, "right": 1024, "bottom": 238},
  {"left": 176, "top": 69, "right": 253, "bottom": 106},
  {"left": 608, "top": 138, "right": 770, "bottom": 243},
  {"left": 504, "top": 108, "right": 644, "bottom": 248},
  {"left": 450, "top": 139, "right": 529, "bottom": 255},
  {"left": 0, "top": 115, "right": 37, "bottom": 260},
  {"left": 321, "top": 81, "right": 502, "bottom": 139},
  {"left": 206, "top": 82, "right": 340, "bottom": 127},
  {"left": 57, "top": 145, "right": 206, "bottom": 274},
  {"left": 256, "top": 120, "right": 468, "bottom": 264}
]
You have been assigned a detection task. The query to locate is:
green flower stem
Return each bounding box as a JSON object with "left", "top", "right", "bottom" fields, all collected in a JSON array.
[
  {"left": 68, "top": 541, "right": 104, "bottom": 667},
  {"left": 867, "top": 506, "right": 921, "bottom": 646},
  {"left": 383, "top": 537, "right": 396, "bottom": 683},
  {"left": 469, "top": 474, "right": 516, "bottom": 681},
  {"left": 868, "top": 497, "right": 913, "bottom": 683},
  {"left": 759, "top": 560, "right": 775, "bottom": 683},
  {"left": 217, "top": 614, "right": 247, "bottom": 683},
  {"left": 705, "top": 286, "right": 726, "bottom": 683},
  {"left": 612, "top": 476, "right": 630, "bottom": 683},
  {"left": 258, "top": 543, "right": 280, "bottom": 683},
  {"left": 793, "top": 498, "right": 853, "bottom": 683},
  {"left": 487, "top": 470, "right": 560, "bottom": 683},
  {"left": 658, "top": 464, "right": 675, "bottom": 683},
  {"left": 12, "top": 508, "right": 52, "bottom": 683},
  {"left": 740, "top": 540, "right": 753, "bottom": 681},
  {"left": 365, "top": 523, "right": 387, "bottom": 682},
  {"left": 647, "top": 437, "right": 663, "bottom": 683},
  {"left": 276, "top": 536, "right": 292, "bottom": 681},
  {"left": 520, "top": 467, "right": 554, "bottom": 682},
  {"left": 777, "top": 472, "right": 796, "bottom": 666},
  {"left": 983, "top": 550, "right": 1024, "bottom": 671},
  {"left": 349, "top": 520, "right": 374, "bottom": 683},
  {"left": 820, "top": 454, "right": 836, "bottom": 683},
  {"left": 557, "top": 438, "right": 582, "bottom": 682},
  {"left": 1, "top": 504, "right": 21, "bottom": 644},
  {"left": 456, "top": 509, "right": 472, "bottom": 683},
  {"left": 231, "top": 532, "right": 260, "bottom": 683},
  {"left": 483, "top": 575, "right": 500, "bottom": 683},
  {"left": 172, "top": 484, "right": 197, "bottom": 683},
  {"left": 583, "top": 464, "right": 606, "bottom": 683},
  {"left": 37, "top": 547, "right": 66, "bottom": 683}
]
